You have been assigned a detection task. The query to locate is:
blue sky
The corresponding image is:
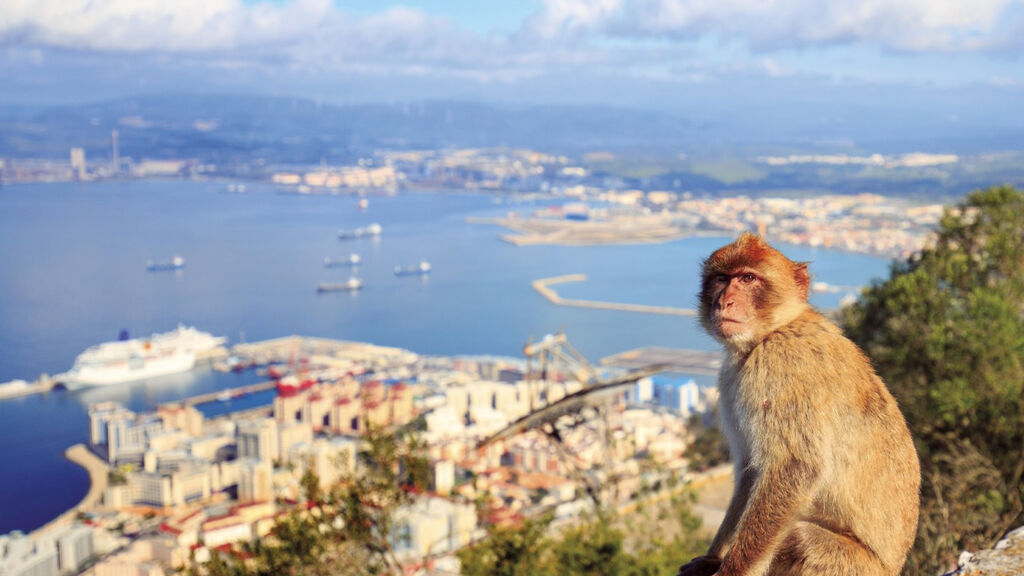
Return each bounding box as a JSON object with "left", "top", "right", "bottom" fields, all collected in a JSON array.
[{"left": 0, "top": 0, "right": 1022, "bottom": 114}]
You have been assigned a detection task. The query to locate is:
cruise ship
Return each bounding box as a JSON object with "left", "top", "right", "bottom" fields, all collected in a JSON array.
[{"left": 58, "top": 325, "right": 227, "bottom": 389}]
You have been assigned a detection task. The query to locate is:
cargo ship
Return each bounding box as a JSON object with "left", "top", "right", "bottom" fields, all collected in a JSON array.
[
  {"left": 337, "top": 223, "right": 382, "bottom": 240},
  {"left": 317, "top": 278, "right": 363, "bottom": 292},
  {"left": 57, "top": 325, "right": 226, "bottom": 389},
  {"left": 324, "top": 254, "right": 361, "bottom": 267},
  {"left": 394, "top": 261, "right": 431, "bottom": 276},
  {"left": 146, "top": 255, "right": 185, "bottom": 271}
]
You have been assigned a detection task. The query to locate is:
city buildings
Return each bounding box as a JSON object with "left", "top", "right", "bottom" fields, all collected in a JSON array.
[{"left": 4, "top": 337, "right": 720, "bottom": 574}]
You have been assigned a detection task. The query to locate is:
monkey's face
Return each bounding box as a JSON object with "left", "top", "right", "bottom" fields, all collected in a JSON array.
[
  {"left": 705, "top": 269, "right": 764, "bottom": 345},
  {"left": 699, "top": 233, "right": 810, "bottom": 350}
]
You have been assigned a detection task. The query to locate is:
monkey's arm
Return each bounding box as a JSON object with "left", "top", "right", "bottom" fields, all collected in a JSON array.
[
  {"left": 707, "top": 465, "right": 756, "bottom": 557},
  {"left": 717, "top": 458, "right": 818, "bottom": 576},
  {"left": 677, "top": 466, "right": 757, "bottom": 576}
]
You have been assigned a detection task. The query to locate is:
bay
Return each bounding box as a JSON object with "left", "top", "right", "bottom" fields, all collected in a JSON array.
[{"left": 0, "top": 180, "right": 891, "bottom": 533}]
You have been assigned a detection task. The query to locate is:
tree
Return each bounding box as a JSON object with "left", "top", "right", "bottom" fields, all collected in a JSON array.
[
  {"left": 458, "top": 515, "right": 555, "bottom": 576},
  {"left": 459, "top": 492, "right": 709, "bottom": 576},
  {"left": 189, "top": 426, "right": 430, "bottom": 576},
  {"left": 685, "top": 411, "right": 729, "bottom": 472},
  {"left": 842, "top": 185, "right": 1024, "bottom": 575}
]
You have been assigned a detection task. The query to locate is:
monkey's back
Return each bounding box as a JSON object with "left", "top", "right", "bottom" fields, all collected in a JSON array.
[{"left": 735, "top": 310, "right": 920, "bottom": 573}]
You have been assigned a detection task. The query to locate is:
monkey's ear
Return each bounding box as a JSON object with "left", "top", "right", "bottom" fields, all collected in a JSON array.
[{"left": 794, "top": 262, "right": 810, "bottom": 300}]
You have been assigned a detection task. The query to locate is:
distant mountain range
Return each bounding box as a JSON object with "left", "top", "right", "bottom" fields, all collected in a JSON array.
[
  {"left": 0, "top": 94, "right": 709, "bottom": 164},
  {"left": 1, "top": 93, "right": 1021, "bottom": 165}
]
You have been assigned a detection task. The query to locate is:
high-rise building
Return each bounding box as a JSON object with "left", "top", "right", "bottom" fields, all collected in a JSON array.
[
  {"left": 238, "top": 459, "right": 273, "bottom": 502},
  {"left": 55, "top": 524, "right": 94, "bottom": 574},
  {"left": 0, "top": 530, "right": 59, "bottom": 576},
  {"left": 236, "top": 418, "right": 279, "bottom": 463},
  {"left": 111, "top": 130, "right": 119, "bottom": 174},
  {"left": 89, "top": 402, "right": 163, "bottom": 464},
  {"left": 70, "top": 148, "right": 86, "bottom": 180},
  {"left": 277, "top": 421, "right": 313, "bottom": 462}
]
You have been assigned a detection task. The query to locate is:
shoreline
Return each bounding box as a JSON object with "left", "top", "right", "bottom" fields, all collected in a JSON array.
[{"left": 31, "top": 444, "right": 108, "bottom": 539}]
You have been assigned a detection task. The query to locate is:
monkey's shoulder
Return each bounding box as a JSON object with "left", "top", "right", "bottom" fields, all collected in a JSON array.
[{"left": 744, "top": 312, "right": 875, "bottom": 385}]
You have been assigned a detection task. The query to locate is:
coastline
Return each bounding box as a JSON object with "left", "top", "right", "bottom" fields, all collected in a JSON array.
[{"left": 31, "top": 444, "right": 108, "bottom": 539}]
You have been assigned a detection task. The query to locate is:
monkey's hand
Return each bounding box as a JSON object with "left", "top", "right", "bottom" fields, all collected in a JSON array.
[{"left": 676, "top": 555, "right": 721, "bottom": 576}]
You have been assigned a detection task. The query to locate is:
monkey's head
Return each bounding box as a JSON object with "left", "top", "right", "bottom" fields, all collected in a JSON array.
[{"left": 699, "top": 233, "right": 810, "bottom": 352}]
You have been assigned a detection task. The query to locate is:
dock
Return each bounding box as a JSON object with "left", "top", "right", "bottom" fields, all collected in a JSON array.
[
  {"left": 601, "top": 346, "right": 722, "bottom": 376},
  {"left": 170, "top": 380, "right": 279, "bottom": 407},
  {"left": 533, "top": 274, "right": 698, "bottom": 317},
  {"left": 0, "top": 376, "right": 57, "bottom": 401}
]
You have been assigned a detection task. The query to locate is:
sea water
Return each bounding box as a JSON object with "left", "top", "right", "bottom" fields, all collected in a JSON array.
[{"left": 0, "top": 180, "right": 891, "bottom": 532}]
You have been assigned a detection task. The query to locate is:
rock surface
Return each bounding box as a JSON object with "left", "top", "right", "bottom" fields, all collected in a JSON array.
[{"left": 944, "top": 526, "right": 1024, "bottom": 575}]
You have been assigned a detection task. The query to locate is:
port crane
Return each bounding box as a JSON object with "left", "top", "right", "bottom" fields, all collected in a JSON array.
[{"left": 478, "top": 330, "right": 666, "bottom": 505}]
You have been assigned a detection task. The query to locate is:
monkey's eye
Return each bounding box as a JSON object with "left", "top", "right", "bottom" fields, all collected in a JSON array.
[
  {"left": 740, "top": 273, "right": 757, "bottom": 284},
  {"left": 715, "top": 274, "right": 729, "bottom": 284}
]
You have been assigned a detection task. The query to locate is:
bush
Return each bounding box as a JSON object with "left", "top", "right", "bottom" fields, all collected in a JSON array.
[{"left": 842, "top": 185, "right": 1024, "bottom": 575}]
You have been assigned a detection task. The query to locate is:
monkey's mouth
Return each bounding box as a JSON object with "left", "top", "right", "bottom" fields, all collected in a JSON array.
[{"left": 715, "top": 317, "right": 747, "bottom": 336}]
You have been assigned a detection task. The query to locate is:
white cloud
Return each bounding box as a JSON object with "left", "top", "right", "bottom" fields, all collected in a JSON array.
[
  {"left": 0, "top": 0, "right": 1020, "bottom": 94},
  {"left": 0, "top": 0, "right": 333, "bottom": 52},
  {"left": 520, "top": 0, "right": 625, "bottom": 39},
  {"left": 531, "top": 0, "right": 1024, "bottom": 53}
]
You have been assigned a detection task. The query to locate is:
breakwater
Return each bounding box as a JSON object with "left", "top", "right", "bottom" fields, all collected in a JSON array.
[{"left": 532, "top": 274, "right": 697, "bottom": 317}]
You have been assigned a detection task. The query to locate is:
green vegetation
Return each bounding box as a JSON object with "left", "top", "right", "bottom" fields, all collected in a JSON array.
[
  {"left": 185, "top": 427, "right": 431, "bottom": 576},
  {"left": 685, "top": 158, "right": 766, "bottom": 185},
  {"left": 685, "top": 412, "right": 729, "bottom": 472},
  {"left": 842, "top": 185, "right": 1024, "bottom": 575},
  {"left": 107, "top": 469, "right": 128, "bottom": 487},
  {"left": 459, "top": 495, "right": 707, "bottom": 576},
  {"left": 182, "top": 422, "right": 712, "bottom": 575}
]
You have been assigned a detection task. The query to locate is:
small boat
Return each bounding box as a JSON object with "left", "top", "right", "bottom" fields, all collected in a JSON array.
[
  {"left": 317, "top": 278, "right": 363, "bottom": 292},
  {"left": 146, "top": 255, "right": 185, "bottom": 272},
  {"left": 394, "top": 261, "right": 431, "bottom": 277},
  {"left": 216, "top": 390, "right": 232, "bottom": 402},
  {"left": 338, "top": 223, "right": 382, "bottom": 240},
  {"left": 358, "top": 198, "right": 369, "bottom": 210},
  {"left": 324, "top": 254, "right": 361, "bottom": 267}
]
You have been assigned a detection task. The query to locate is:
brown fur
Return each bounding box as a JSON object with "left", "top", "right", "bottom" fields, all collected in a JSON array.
[{"left": 679, "top": 233, "right": 920, "bottom": 576}]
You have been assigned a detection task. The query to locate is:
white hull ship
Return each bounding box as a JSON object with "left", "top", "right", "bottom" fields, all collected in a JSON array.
[{"left": 58, "top": 325, "right": 226, "bottom": 389}]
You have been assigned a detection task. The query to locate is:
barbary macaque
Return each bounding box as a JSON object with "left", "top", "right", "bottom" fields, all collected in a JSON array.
[{"left": 678, "top": 233, "right": 920, "bottom": 576}]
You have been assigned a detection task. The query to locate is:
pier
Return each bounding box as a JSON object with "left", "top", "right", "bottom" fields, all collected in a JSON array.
[
  {"left": 0, "top": 376, "right": 57, "bottom": 401},
  {"left": 533, "top": 274, "right": 698, "bottom": 317},
  {"left": 170, "top": 380, "right": 279, "bottom": 407}
]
